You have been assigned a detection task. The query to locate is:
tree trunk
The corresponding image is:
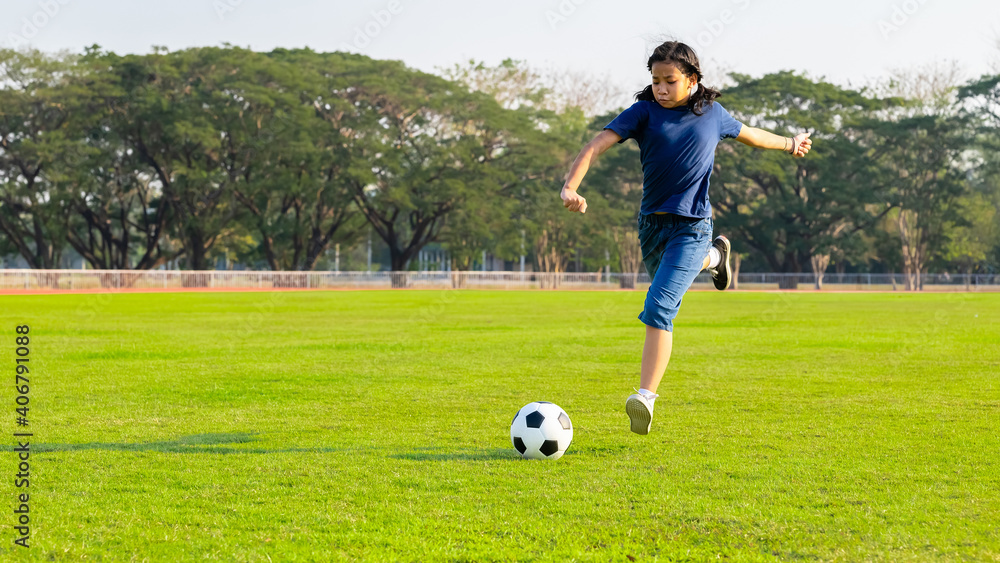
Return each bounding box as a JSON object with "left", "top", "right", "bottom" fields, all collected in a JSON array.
[
  {"left": 180, "top": 271, "right": 210, "bottom": 288},
  {"left": 810, "top": 254, "right": 830, "bottom": 290},
  {"left": 731, "top": 253, "right": 741, "bottom": 290},
  {"left": 389, "top": 247, "right": 412, "bottom": 288},
  {"left": 611, "top": 226, "right": 641, "bottom": 290},
  {"left": 533, "top": 227, "right": 567, "bottom": 288},
  {"left": 391, "top": 271, "right": 410, "bottom": 289},
  {"left": 776, "top": 253, "right": 802, "bottom": 289},
  {"left": 186, "top": 230, "right": 210, "bottom": 272},
  {"left": 778, "top": 275, "right": 798, "bottom": 290},
  {"left": 898, "top": 209, "right": 922, "bottom": 291},
  {"left": 450, "top": 267, "right": 468, "bottom": 289}
]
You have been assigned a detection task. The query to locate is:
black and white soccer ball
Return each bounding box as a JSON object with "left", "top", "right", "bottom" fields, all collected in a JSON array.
[{"left": 510, "top": 402, "right": 573, "bottom": 460}]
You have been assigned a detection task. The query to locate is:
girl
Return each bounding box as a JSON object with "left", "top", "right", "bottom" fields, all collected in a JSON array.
[{"left": 559, "top": 41, "right": 812, "bottom": 435}]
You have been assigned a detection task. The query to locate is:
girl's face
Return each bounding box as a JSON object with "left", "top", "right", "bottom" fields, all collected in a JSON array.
[{"left": 651, "top": 61, "right": 697, "bottom": 109}]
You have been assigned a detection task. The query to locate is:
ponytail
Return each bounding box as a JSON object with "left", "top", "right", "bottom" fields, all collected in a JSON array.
[
  {"left": 634, "top": 84, "right": 654, "bottom": 102},
  {"left": 687, "top": 83, "right": 721, "bottom": 116}
]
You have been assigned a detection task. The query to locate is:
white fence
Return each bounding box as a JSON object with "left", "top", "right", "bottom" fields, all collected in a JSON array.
[{"left": 1, "top": 269, "right": 998, "bottom": 291}]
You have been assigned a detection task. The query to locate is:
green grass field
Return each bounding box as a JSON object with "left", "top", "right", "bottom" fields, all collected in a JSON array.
[{"left": 0, "top": 290, "right": 998, "bottom": 561}]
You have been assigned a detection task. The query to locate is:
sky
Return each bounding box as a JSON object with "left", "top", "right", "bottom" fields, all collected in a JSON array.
[{"left": 3, "top": 0, "right": 998, "bottom": 104}]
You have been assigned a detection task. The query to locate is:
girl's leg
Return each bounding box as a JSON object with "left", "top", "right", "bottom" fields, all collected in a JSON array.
[
  {"left": 629, "top": 217, "right": 713, "bottom": 434},
  {"left": 639, "top": 234, "right": 726, "bottom": 395},
  {"left": 640, "top": 247, "right": 719, "bottom": 393},
  {"left": 639, "top": 324, "right": 672, "bottom": 393}
]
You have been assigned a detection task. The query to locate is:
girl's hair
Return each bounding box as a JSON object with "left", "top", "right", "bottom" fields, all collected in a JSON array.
[{"left": 634, "top": 41, "right": 721, "bottom": 116}]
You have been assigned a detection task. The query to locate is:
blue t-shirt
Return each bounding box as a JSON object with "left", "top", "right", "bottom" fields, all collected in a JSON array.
[{"left": 603, "top": 100, "right": 743, "bottom": 218}]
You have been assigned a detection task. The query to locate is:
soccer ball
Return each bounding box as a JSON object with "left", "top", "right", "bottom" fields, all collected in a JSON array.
[{"left": 510, "top": 402, "right": 573, "bottom": 460}]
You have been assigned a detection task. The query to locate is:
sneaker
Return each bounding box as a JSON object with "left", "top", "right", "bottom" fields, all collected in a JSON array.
[
  {"left": 709, "top": 235, "right": 732, "bottom": 291},
  {"left": 626, "top": 388, "right": 658, "bottom": 435}
]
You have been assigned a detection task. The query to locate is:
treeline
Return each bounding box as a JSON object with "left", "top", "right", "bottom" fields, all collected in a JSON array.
[{"left": 0, "top": 46, "right": 998, "bottom": 289}]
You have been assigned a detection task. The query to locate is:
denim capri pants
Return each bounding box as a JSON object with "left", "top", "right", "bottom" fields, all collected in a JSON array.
[{"left": 637, "top": 212, "right": 714, "bottom": 332}]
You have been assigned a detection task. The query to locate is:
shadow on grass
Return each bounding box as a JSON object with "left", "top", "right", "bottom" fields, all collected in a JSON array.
[
  {"left": 1, "top": 432, "right": 352, "bottom": 455},
  {"left": 390, "top": 447, "right": 520, "bottom": 461},
  {"left": 2, "top": 434, "right": 530, "bottom": 460}
]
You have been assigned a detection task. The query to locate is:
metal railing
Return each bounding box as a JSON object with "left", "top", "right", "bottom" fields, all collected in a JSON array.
[{"left": 1, "top": 269, "right": 998, "bottom": 291}]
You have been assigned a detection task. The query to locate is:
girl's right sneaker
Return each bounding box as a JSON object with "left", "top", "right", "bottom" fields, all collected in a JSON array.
[
  {"left": 626, "top": 389, "right": 658, "bottom": 435},
  {"left": 709, "top": 235, "right": 732, "bottom": 290}
]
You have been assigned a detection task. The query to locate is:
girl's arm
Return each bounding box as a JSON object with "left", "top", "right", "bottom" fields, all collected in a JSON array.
[
  {"left": 735, "top": 127, "right": 812, "bottom": 157},
  {"left": 560, "top": 129, "right": 622, "bottom": 214}
]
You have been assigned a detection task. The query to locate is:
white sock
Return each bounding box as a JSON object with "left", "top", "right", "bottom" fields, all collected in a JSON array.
[
  {"left": 638, "top": 388, "right": 658, "bottom": 404},
  {"left": 707, "top": 246, "right": 721, "bottom": 269}
]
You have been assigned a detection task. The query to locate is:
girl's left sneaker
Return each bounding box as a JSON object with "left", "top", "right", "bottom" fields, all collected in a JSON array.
[{"left": 626, "top": 390, "right": 658, "bottom": 435}]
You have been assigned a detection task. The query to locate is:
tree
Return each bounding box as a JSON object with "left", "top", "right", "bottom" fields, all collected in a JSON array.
[
  {"left": 941, "top": 192, "right": 997, "bottom": 284},
  {"left": 0, "top": 48, "right": 75, "bottom": 269},
  {"left": 318, "top": 55, "right": 558, "bottom": 285},
  {"left": 436, "top": 58, "right": 627, "bottom": 118},
  {"left": 85, "top": 47, "right": 248, "bottom": 271},
  {"left": 959, "top": 72, "right": 1000, "bottom": 274},
  {"left": 55, "top": 52, "right": 175, "bottom": 270},
  {"left": 439, "top": 58, "right": 610, "bottom": 280},
  {"left": 862, "top": 115, "right": 970, "bottom": 289},
  {"left": 868, "top": 67, "right": 974, "bottom": 289},
  {"left": 868, "top": 61, "right": 966, "bottom": 117},
  {"left": 213, "top": 48, "right": 366, "bottom": 272}
]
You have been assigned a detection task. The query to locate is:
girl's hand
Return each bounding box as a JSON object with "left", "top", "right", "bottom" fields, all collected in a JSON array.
[
  {"left": 790, "top": 132, "right": 812, "bottom": 157},
  {"left": 561, "top": 187, "right": 587, "bottom": 214}
]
